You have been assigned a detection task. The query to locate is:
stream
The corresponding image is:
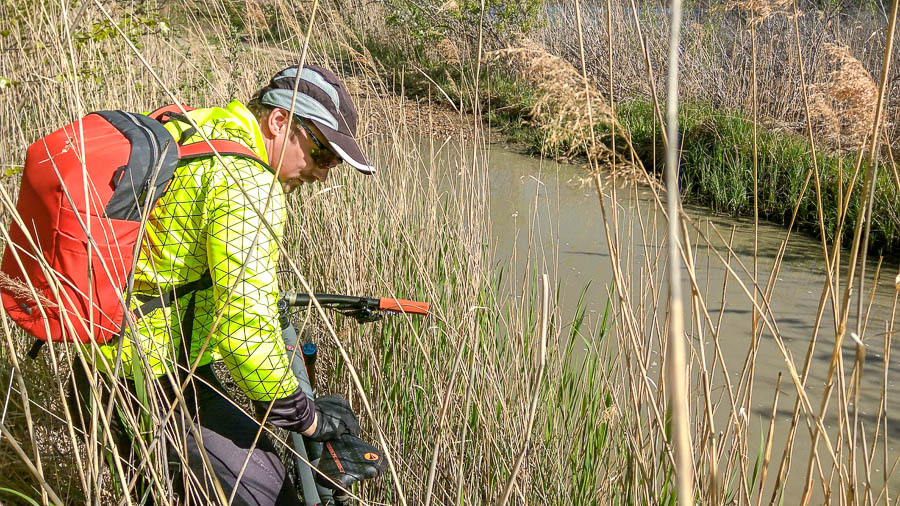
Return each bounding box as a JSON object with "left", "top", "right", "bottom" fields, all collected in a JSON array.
[{"left": 431, "top": 139, "right": 900, "bottom": 501}]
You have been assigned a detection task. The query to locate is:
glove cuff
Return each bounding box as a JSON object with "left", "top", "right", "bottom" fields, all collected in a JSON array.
[{"left": 253, "top": 387, "right": 316, "bottom": 432}]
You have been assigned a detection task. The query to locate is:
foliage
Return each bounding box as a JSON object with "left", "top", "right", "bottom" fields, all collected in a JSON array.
[
  {"left": 1, "top": 0, "right": 168, "bottom": 55},
  {"left": 385, "top": 0, "right": 546, "bottom": 47},
  {"left": 72, "top": 9, "right": 170, "bottom": 49}
]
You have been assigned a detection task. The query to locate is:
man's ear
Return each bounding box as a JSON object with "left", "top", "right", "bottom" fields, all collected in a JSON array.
[{"left": 267, "top": 107, "right": 289, "bottom": 136}]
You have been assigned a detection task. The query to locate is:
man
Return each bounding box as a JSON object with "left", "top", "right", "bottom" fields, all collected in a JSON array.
[{"left": 71, "top": 65, "right": 373, "bottom": 505}]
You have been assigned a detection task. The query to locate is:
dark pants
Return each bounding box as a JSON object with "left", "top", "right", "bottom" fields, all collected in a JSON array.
[{"left": 68, "top": 362, "right": 300, "bottom": 506}]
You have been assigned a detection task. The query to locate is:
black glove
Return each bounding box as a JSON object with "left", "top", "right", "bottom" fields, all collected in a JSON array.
[
  {"left": 307, "top": 394, "right": 361, "bottom": 442},
  {"left": 315, "top": 433, "right": 387, "bottom": 492}
]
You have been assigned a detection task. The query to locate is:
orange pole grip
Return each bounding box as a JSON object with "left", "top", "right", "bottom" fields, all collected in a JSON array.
[{"left": 378, "top": 298, "right": 430, "bottom": 315}]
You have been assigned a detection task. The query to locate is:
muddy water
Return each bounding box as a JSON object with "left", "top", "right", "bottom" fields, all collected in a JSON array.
[{"left": 427, "top": 139, "right": 900, "bottom": 501}]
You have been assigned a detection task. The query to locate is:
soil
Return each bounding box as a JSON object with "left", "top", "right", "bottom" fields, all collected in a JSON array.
[{"left": 356, "top": 82, "right": 500, "bottom": 145}]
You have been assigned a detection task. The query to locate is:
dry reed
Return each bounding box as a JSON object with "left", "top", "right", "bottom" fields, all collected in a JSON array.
[
  {"left": 486, "top": 40, "right": 619, "bottom": 164},
  {"left": 809, "top": 43, "right": 879, "bottom": 150},
  {"left": 2, "top": 0, "right": 900, "bottom": 504}
]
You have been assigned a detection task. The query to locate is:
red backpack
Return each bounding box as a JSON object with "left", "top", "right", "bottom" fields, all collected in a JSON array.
[{"left": 0, "top": 105, "right": 270, "bottom": 353}]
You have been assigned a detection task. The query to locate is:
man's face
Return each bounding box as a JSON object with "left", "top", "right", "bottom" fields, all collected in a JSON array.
[{"left": 265, "top": 108, "right": 338, "bottom": 193}]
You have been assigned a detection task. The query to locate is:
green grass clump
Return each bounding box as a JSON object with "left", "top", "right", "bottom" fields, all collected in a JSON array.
[{"left": 616, "top": 100, "right": 900, "bottom": 254}]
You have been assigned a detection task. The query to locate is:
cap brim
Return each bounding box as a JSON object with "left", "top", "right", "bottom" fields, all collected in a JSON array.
[{"left": 312, "top": 120, "right": 375, "bottom": 175}]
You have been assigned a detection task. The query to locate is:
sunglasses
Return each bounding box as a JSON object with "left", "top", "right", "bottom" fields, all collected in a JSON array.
[{"left": 297, "top": 118, "right": 342, "bottom": 168}]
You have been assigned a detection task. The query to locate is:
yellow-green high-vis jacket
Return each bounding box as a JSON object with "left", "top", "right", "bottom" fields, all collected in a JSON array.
[{"left": 96, "top": 100, "right": 300, "bottom": 404}]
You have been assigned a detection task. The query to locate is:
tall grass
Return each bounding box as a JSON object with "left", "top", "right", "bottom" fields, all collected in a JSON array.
[
  {"left": 0, "top": 0, "right": 615, "bottom": 504},
  {"left": 617, "top": 100, "right": 900, "bottom": 253},
  {"left": 2, "top": 0, "right": 900, "bottom": 505}
]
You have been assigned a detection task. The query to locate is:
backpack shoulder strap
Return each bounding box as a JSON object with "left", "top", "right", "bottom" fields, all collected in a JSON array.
[
  {"left": 178, "top": 140, "right": 275, "bottom": 173},
  {"left": 150, "top": 104, "right": 275, "bottom": 173},
  {"left": 133, "top": 272, "right": 213, "bottom": 319},
  {"left": 148, "top": 104, "right": 195, "bottom": 122}
]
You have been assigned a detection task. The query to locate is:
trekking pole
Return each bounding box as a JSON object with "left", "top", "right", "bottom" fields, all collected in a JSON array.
[
  {"left": 280, "top": 317, "right": 325, "bottom": 506},
  {"left": 278, "top": 290, "right": 429, "bottom": 505}
]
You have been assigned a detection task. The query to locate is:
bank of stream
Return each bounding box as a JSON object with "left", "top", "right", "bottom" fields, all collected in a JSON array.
[
  {"left": 423, "top": 136, "right": 900, "bottom": 500},
  {"left": 363, "top": 39, "right": 900, "bottom": 257}
]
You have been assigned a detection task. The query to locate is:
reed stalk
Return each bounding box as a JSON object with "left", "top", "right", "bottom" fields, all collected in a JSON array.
[
  {"left": 661, "top": 0, "right": 695, "bottom": 501},
  {"left": 3, "top": 1, "right": 900, "bottom": 504}
]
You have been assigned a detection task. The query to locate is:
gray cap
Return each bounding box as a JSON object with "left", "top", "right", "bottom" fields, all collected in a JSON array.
[{"left": 256, "top": 65, "right": 374, "bottom": 174}]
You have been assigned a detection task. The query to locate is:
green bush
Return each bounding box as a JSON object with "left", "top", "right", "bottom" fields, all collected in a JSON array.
[{"left": 385, "top": 0, "right": 545, "bottom": 48}]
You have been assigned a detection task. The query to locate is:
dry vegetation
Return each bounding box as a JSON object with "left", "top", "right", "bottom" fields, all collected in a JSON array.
[
  {"left": 538, "top": 0, "right": 900, "bottom": 152},
  {"left": 808, "top": 42, "right": 879, "bottom": 149},
  {"left": 0, "top": 0, "right": 607, "bottom": 504},
  {"left": 487, "top": 41, "right": 618, "bottom": 161},
  {"left": 0, "top": 0, "right": 900, "bottom": 504}
]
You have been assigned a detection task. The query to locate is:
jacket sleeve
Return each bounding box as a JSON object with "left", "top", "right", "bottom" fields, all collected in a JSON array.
[{"left": 204, "top": 157, "right": 314, "bottom": 429}]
